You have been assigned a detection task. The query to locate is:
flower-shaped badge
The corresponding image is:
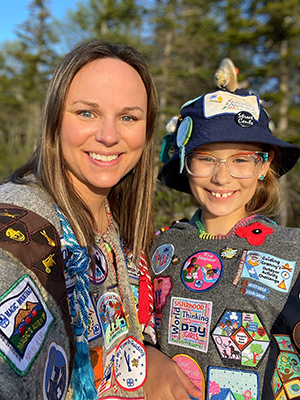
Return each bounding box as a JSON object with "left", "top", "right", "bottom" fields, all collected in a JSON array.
[{"left": 236, "top": 222, "right": 273, "bottom": 245}]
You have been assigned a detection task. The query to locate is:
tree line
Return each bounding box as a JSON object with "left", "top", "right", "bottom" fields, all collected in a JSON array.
[{"left": 1, "top": 0, "right": 300, "bottom": 228}]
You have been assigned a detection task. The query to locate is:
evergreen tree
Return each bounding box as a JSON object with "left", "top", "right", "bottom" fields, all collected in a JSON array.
[{"left": 0, "top": 0, "right": 60, "bottom": 179}]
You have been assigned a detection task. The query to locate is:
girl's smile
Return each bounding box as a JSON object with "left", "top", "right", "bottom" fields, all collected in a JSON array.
[{"left": 188, "top": 142, "right": 273, "bottom": 234}]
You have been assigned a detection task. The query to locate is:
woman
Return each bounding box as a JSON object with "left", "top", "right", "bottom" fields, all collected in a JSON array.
[
  {"left": 150, "top": 88, "right": 300, "bottom": 399},
  {"left": 0, "top": 39, "right": 158, "bottom": 400}
]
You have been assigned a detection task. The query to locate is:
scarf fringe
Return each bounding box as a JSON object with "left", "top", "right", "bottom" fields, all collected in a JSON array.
[{"left": 71, "top": 340, "right": 97, "bottom": 400}]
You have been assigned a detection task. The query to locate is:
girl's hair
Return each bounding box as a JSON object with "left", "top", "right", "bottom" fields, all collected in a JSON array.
[
  {"left": 8, "top": 39, "right": 159, "bottom": 262},
  {"left": 246, "top": 148, "right": 281, "bottom": 217}
]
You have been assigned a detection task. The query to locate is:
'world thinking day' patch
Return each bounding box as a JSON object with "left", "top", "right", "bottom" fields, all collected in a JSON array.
[{"left": 168, "top": 296, "right": 212, "bottom": 353}]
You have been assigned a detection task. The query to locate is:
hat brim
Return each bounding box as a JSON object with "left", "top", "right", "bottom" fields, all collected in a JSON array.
[{"left": 158, "top": 136, "right": 300, "bottom": 194}]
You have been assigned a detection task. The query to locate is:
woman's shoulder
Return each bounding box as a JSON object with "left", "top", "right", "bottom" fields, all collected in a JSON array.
[{"left": 0, "top": 180, "right": 61, "bottom": 232}]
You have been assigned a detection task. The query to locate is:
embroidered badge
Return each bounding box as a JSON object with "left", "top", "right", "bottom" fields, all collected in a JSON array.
[
  {"left": 155, "top": 313, "right": 162, "bottom": 344},
  {"left": 125, "top": 249, "right": 140, "bottom": 280},
  {"left": 153, "top": 276, "right": 172, "bottom": 311},
  {"left": 90, "top": 346, "right": 103, "bottom": 390},
  {"left": 168, "top": 296, "right": 212, "bottom": 353},
  {"left": 220, "top": 246, "right": 238, "bottom": 259},
  {"left": 212, "top": 310, "right": 270, "bottom": 368},
  {"left": 32, "top": 251, "right": 62, "bottom": 281},
  {"left": 87, "top": 295, "right": 102, "bottom": 342},
  {"left": 114, "top": 336, "right": 146, "bottom": 391},
  {"left": 0, "top": 221, "right": 29, "bottom": 244},
  {"left": 63, "top": 269, "right": 76, "bottom": 291},
  {"left": 67, "top": 291, "right": 102, "bottom": 342},
  {"left": 207, "top": 366, "right": 259, "bottom": 399},
  {"left": 97, "top": 293, "right": 128, "bottom": 349},
  {"left": 0, "top": 275, "right": 54, "bottom": 375},
  {"left": 204, "top": 90, "right": 260, "bottom": 120},
  {"left": 236, "top": 222, "right": 273, "bottom": 245},
  {"left": 98, "top": 347, "right": 116, "bottom": 395},
  {"left": 151, "top": 244, "right": 174, "bottom": 275},
  {"left": 293, "top": 322, "right": 300, "bottom": 351},
  {"left": 42, "top": 341, "right": 68, "bottom": 400},
  {"left": 181, "top": 251, "right": 223, "bottom": 292},
  {"left": 89, "top": 246, "right": 108, "bottom": 285},
  {"left": 235, "top": 111, "right": 255, "bottom": 128},
  {"left": 172, "top": 354, "right": 204, "bottom": 398},
  {"left": 31, "top": 225, "right": 57, "bottom": 248},
  {"left": 131, "top": 285, "right": 139, "bottom": 315},
  {"left": 236, "top": 250, "right": 295, "bottom": 293},
  {"left": 0, "top": 208, "right": 26, "bottom": 224},
  {"left": 272, "top": 335, "right": 300, "bottom": 398},
  {"left": 240, "top": 280, "right": 269, "bottom": 301}
]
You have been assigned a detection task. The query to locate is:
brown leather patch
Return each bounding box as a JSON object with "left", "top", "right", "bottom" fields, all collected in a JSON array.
[{"left": 0, "top": 202, "right": 75, "bottom": 375}]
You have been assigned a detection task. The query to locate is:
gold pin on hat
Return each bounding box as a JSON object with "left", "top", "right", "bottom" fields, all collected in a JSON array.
[{"left": 214, "top": 58, "right": 239, "bottom": 92}]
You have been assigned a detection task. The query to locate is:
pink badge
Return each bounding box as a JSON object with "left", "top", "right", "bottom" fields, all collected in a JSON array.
[{"left": 172, "top": 354, "right": 204, "bottom": 399}]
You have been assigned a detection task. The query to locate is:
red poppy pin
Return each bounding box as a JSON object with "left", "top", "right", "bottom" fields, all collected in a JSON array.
[{"left": 236, "top": 222, "right": 273, "bottom": 245}]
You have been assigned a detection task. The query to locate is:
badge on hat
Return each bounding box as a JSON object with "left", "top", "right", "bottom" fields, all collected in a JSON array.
[
  {"left": 159, "top": 116, "right": 179, "bottom": 164},
  {"left": 177, "top": 117, "right": 193, "bottom": 173}
]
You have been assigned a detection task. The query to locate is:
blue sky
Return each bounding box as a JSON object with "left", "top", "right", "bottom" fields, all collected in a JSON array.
[{"left": 1, "top": 0, "right": 77, "bottom": 43}]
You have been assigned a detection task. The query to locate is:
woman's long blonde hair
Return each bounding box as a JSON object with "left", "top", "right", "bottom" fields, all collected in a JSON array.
[{"left": 9, "top": 40, "right": 159, "bottom": 262}]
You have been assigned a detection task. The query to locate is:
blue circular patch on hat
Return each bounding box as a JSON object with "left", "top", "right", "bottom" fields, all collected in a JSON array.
[{"left": 235, "top": 111, "right": 254, "bottom": 128}]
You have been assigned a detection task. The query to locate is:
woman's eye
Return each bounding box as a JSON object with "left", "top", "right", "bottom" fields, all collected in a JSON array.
[
  {"left": 78, "top": 110, "right": 94, "bottom": 118},
  {"left": 122, "top": 115, "right": 136, "bottom": 122}
]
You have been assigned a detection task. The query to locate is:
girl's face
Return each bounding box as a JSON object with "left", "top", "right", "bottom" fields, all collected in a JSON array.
[
  {"left": 60, "top": 58, "right": 147, "bottom": 201},
  {"left": 188, "top": 143, "right": 273, "bottom": 223}
]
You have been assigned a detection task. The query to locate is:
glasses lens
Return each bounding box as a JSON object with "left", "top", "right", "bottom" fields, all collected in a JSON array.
[
  {"left": 186, "top": 153, "right": 217, "bottom": 176},
  {"left": 227, "top": 153, "right": 263, "bottom": 177},
  {"left": 185, "top": 152, "right": 265, "bottom": 178}
]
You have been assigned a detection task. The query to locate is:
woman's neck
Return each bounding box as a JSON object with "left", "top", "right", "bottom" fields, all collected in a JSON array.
[
  {"left": 78, "top": 188, "right": 109, "bottom": 235},
  {"left": 201, "top": 209, "right": 249, "bottom": 235}
]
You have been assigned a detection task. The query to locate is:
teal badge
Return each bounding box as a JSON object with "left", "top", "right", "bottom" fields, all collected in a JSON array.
[{"left": 177, "top": 116, "right": 193, "bottom": 173}]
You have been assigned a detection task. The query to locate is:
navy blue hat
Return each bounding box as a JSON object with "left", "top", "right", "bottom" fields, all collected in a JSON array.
[{"left": 158, "top": 88, "right": 300, "bottom": 193}]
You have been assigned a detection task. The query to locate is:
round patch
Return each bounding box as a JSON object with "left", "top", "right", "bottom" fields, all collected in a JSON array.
[
  {"left": 181, "top": 251, "right": 223, "bottom": 292},
  {"left": 293, "top": 322, "right": 300, "bottom": 351},
  {"left": 172, "top": 354, "right": 204, "bottom": 399},
  {"left": 152, "top": 244, "right": 174, "bottom": 275},
  {"left": 235, "top": 111, "right": 254, "bottom": 128},
  {"left": 89, "top": 246, "right": 107, "bottom": 285},
  {"left": 176, "top": 116, "right": 193, "bottom": 147},
  {"left": 114, "top": 336, "right": 146, "bottom": 391},
  {"left": 43, "top": 341, "right": 69, "bottom": 400}
]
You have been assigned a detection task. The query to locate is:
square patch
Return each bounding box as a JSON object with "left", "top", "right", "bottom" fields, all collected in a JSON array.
[
  {"left": 0, "top": 275, "right": 54, "bottom": 375},
  {"left": 168, "top": 296, "right": 212, "bottom": 353},
  {"left": 207, "top": 366, "right": 259, "bottom": 399}
]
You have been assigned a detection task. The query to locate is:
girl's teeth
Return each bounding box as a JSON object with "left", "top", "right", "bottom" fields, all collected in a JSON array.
[
  {"left": 211, "top": 191, "right": 233, "bottom": 198},
  {"left": 89, "top": 153, "right": 118, "bottom": 161}
]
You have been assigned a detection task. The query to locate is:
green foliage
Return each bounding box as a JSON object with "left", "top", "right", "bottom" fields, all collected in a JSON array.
[{"left": 1, "top": 0, "right": 300, "bottom": 229}]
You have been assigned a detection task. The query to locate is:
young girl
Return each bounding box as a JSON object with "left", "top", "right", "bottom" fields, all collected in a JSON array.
[{"left": 152, "top": 88, "right": 300, "bottom": 399}]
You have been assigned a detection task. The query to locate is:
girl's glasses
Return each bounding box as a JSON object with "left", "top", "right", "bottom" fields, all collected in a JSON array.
[{"left": 185, "top": 151, "right": 268, "bottom": 178}]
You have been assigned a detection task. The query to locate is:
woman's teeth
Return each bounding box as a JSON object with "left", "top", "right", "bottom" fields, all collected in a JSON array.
[
  {"left": 211, "top": 191, "right": 234, "bottom": 198},
  {"left": 89, "top": 153, "right": 118, "bottom": 162}
]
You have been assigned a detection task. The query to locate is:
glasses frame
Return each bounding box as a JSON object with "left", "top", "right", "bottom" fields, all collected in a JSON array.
[{"left": 185, "top": 151, "right": 269, "bottom": 178}]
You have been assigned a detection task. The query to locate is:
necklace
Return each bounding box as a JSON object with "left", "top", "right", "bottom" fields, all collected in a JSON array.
[{"left": 194, "top": 210, "right": 218, "bottom": 239}]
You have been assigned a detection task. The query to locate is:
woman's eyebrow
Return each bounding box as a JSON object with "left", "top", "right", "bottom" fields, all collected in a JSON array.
[
  {"left": 71, "top": 100, "right": 99, "bottom": 108},
  {"left": 121, "top": 106, "right": 145, "bottom": 113}
]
